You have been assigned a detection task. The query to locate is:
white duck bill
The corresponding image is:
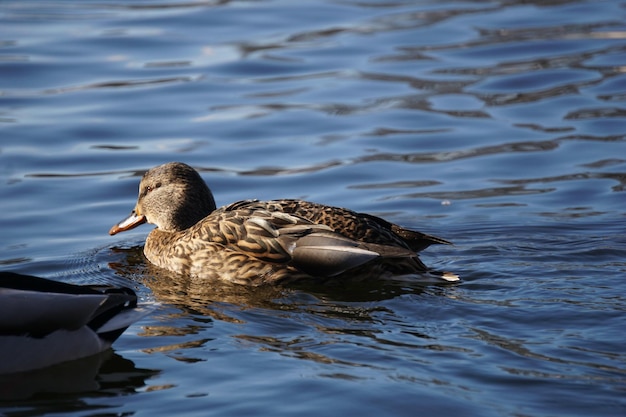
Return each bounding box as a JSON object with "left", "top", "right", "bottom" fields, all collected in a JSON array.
[{"left": 109, "top": 212, "right": 146, "bottom": 235}]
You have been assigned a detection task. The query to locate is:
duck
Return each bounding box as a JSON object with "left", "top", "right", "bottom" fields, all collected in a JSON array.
[
  {"left": 109, "top": 162, "right": 458, "bottom": 285},
  {"left": 0, "top": 271, "right": 151, "bottom": 374}
]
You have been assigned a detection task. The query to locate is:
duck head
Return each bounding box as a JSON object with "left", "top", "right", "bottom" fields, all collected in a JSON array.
[{"left": 109, "top": 162, "right": 217, "bottom": 235}]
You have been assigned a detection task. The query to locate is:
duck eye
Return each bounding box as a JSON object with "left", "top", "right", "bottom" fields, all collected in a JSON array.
[{"left": 145, "top": 182, "right": 162, "bottom": 194}]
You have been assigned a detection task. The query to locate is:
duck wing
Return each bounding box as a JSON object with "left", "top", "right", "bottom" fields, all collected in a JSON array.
[
  {"left": 197, "top": 208, "right": 411, "bottom": 278},
  {"left": 223, "top": 199, "right": 451, "bottom": 251}
]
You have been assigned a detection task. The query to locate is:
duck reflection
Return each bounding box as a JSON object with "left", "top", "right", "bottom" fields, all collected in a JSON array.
[
  {"left": 0, "top": 351, "right": 158, "bottom": 402},
  {"left": 107, "top": 245, "right": 453, "bottom": 371}
]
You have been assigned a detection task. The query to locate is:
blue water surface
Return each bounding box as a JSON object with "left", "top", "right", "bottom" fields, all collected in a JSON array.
[{"left": 1, "top": 0, "right": 625, "bottom": 416}]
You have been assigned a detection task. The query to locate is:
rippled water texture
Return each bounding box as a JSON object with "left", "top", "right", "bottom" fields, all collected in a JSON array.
[{"left": 1, "top": 0, "right": 625, "bottom": 416}]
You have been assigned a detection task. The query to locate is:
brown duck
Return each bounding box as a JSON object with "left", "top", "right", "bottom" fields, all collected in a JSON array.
[{"left": 109, "top": 162, "right": 458, "bottom": 285}]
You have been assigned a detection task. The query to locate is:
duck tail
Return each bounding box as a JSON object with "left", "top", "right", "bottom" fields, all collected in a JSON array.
[{"left": 391, "top": 225, "right": 452, "bottom": 252}]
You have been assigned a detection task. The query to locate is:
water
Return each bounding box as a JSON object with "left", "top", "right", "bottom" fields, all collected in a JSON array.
[{"left": 1, "top": 0, "right": 625, "bottom": 415}]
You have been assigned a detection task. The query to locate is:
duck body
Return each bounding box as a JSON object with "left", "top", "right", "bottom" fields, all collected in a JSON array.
[
  {"left": 0, "top": 271, "right": 150, "bottom": 374},
  {"left": 110, "top": 162, "right": 458, "bottom": 285}
]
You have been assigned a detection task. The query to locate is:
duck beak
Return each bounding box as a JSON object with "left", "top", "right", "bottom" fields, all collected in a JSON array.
[{"left": 109, "top": 210, "right": 147, "bottom": 235}]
